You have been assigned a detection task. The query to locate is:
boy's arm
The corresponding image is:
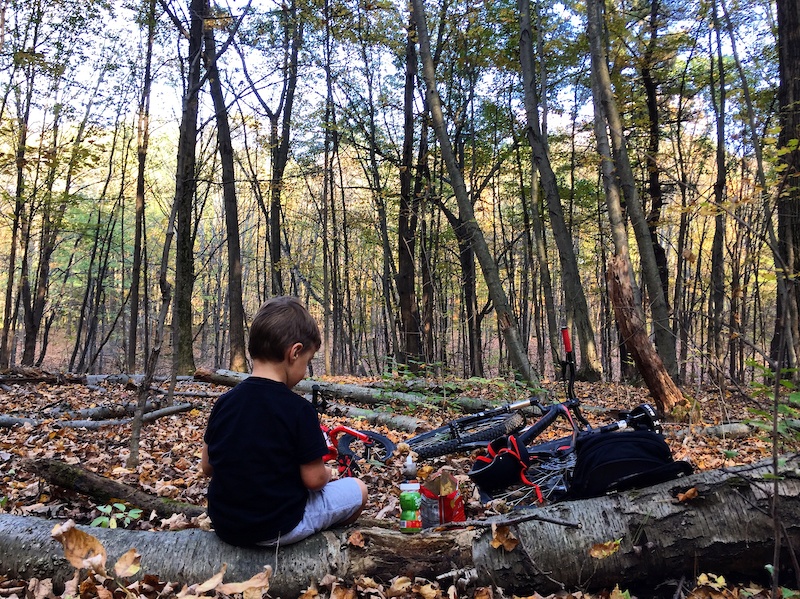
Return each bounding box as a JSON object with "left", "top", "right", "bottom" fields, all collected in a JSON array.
[
  {"left": 300, "top": 458, "right": 332, "bottom": 491},
  {"left": 201, "top": 442, "right": 213, "bottom": 477}
]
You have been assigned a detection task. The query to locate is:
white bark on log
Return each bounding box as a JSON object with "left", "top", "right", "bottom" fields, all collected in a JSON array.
[
  {"left": 194, "top": 368, "right": 501, "bottom": 413},
  {"left": 1, "top": 456, "right": 798, "bottom": 595},
  {"left": 0, "top": 403, "right": 194, "bottom": 429}
]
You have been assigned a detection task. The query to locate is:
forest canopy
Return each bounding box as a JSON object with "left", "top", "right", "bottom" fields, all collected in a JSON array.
[{"left": 0, "top": 0, "right": 796, "bottom": 390}]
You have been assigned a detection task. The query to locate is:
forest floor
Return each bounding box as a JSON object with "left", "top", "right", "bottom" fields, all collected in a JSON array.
[{"left": 0, "top": 372, "right": 799, "bottom": 599}]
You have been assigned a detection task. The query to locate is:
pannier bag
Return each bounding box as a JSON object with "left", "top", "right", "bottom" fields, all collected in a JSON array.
[
  {"left": 468, "top": 434, "right": 543, "bottom": 500},
  {"left": 566, "top": 429, "right": 694, "bottom": 499},
  {"left": 468, "top": 428, "right": 693, "bottom": 500}
]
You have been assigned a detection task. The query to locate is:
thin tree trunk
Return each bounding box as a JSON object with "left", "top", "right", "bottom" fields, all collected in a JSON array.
[
  {"left": 397, "top": 16, "right": 423, "bottom": 370},
  {"left": 127, "top": 0, "right": 156, "bottom": 375},
  {"left": 411, "top": 0, "right": 537, "bottom": 385},
  {"left": 708, "top": 0, "right": 727, "bottom": 384},
  {"left": 203, "top": 6, "right": 247, "bottom": 373},
  {"left": 586, "top": 0, "right": 677, "bottom": 381},
  {"left": 172, "top": 0, "right": 204, "bottom": 376},
  {"left": 771, "top": 0, "right": 800, "bottom": 370},
  {"left": 518, "top": 0, "right": 600, "bottom": 381}
]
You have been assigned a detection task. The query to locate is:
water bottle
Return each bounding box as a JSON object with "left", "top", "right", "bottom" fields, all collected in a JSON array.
[{"left": 399, "top": 480, "right": 422, "bottom": 533}]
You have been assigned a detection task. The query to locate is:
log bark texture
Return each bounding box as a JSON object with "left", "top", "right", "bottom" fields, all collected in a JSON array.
[
  {"left": 2, "top": 456, "right": 798, "bottom": 595},
  {"left": 29, "top": 458, "right": 205, "bottom": 519},
  {"left": 606, "top": 255, "right": 684, "bottom": 412}
]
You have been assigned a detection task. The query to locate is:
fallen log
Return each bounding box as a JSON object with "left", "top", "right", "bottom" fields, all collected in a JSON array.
[
  {"left": 0, "top": 402, "right": 194, "bottom": 430},
  {"left": 29, "top": 458, "right": 205, "bottom": 520},
  {"left": 194, "top": 368, "right": 506, "bottom": 413},
  {"left": 2, "top": 455, "right": 798, "bottom": 595}
]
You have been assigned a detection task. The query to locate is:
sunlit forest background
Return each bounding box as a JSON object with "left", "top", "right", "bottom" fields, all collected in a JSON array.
[{"left": 0, "top": 0, "right": 795, "bottom": 389}]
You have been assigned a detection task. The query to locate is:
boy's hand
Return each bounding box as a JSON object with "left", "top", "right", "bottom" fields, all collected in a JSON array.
[{"left": 300, "top": 458, "right": 332, "bottom": 491}]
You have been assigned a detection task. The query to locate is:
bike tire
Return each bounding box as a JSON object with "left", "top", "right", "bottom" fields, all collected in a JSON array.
[
  {"left": 407, "top": 411, "right": 526, "bottom": 459},
  {"left": 337, "top": 431, "right": 397, "bottom": 467}
]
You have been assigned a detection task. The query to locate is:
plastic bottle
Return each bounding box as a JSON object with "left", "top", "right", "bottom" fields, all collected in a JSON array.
[{"left": 399, "top": 480, "right": 422, "bottom": 533}]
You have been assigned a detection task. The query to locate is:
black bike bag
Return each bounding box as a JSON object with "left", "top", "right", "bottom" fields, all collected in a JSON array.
[{"left": 566, "top": 429, "right": 693, "bottom": 499}]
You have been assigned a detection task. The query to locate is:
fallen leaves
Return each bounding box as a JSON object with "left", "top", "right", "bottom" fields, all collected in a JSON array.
[
  {"left": 589, "top": 538, "right": 621, "bottom": 559},
  {"left": 677, "top": 487, "right": 700, "bottom": 502},
  {"left": 489, "top": 523, "right": 519, "bottom": 551},
  {"left": 51, "top": 519, "right": 108, "bottom": 576}
]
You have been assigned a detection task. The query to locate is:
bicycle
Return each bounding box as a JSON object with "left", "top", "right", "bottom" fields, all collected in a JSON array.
[
  {"left": 467, "top": 326, "right": 690, "bottom": 505},
  {"left": 311, "top": 385, "right": 397, "bottom": 477},
  {"left": 337, "top": 330, "right": 574, "bottom": 462}
]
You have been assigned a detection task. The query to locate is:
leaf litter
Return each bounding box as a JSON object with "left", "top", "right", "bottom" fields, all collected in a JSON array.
[{"left": 1, "top": 374, "right": 799, "bottom": 599}]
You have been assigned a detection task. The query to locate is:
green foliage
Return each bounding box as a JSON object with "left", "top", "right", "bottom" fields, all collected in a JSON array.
[
  {"left": 90, "top": 503, "right": 143, "bottom": 529},
  {"left": 746, "top": 360, "right": 800, "bottom": 448}
]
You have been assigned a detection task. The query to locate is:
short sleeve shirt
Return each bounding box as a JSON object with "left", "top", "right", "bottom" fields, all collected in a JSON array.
[{"left": 203, "top": 377, "right": 328, "bottom": 546}]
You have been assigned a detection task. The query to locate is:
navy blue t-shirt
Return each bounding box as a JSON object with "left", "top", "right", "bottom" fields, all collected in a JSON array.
[{"left": 203, "top": 377, "right": 328, "bottom": 546}]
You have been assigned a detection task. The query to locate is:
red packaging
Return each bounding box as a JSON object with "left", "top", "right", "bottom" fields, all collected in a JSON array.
[{"left": 420, "top": 471, "right": 466, "bottom": 527}]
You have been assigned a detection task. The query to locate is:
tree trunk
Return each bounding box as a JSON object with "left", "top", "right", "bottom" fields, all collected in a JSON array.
[
  {"left": 397, "top": 16, "right": 423, "bottom": 371},
  {"left": 585, "top": 0, "right": 677, "bottom": 380},
  {"left": 172, "top": 0, "right": 204, "bottom": 376},
  {"left": 2, "top": 456, "right": 798, "bottom": 595},
  {"left": 708, "top": 0, "right": 727, "bottom": 384},
  {"left": 410, "top": 0, "right": 537, "bottom": 385},
  {"left": 127, "top": 0, "right": 156, "bottom": 375},
  {"left": 203, "top": 8, "right": 247, "bottom": 373},
  {"left": 772, "top": 0, "right": 800, "bottom": 369},
  {"left": 517, "top": 0, "right": 601, "bottom": 381},
  {"left": 606, "top": 255, "right": 683, "bottom": 412}
]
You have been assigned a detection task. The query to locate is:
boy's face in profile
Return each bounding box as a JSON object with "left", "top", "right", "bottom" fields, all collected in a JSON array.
[{"left": 287, "top": 345, "right": 316, "bottom": 388}]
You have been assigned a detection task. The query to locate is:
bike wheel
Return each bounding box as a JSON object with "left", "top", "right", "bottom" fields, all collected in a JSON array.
[
  {"left": 408, "top": 412, "right": 526, "bottom": 459},
  {"left": 337, "top": 431, "right": 397, "bottom": 474}
]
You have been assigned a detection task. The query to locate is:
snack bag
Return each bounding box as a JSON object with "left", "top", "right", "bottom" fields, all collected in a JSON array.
[{"left": 420, "top": 470, "right": 466, "bottom": 528}]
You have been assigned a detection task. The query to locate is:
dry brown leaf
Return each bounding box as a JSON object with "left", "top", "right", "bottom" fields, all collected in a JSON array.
[
  {"left": 50, "top": 520, "right": 107, "bottom": 575},
  {"left": 113, "top": 548, "right": 141, "bottom": 578},
  {"left": 216, "top": 566, "right": 272, "bottom": 595},
  {"left": 413, "top": 582, "right": 441, "bottom": 599},
  {"left": 355, "top": 576, "right": 381, "bottom": 590},
  {"left": 387, "top": 576, "right": 413, "bottom": 597},
  {"left": 27, "top": 578, "right": 52, "bottom": 599},
  {"left": 194, "top": 563, "right": 227, "bottom": 594},
  {"left": 489, "top": 524, "right": 519, "bottom": 551},
  {"left": 331, "top": 585, "right": 357, "bottom": 599},
  {"left": 473, "top": 587, "right": 493, "bottom": 599},
  {"left": 589, "top": 539, "right": 621, "bottom": 559},
  {"left": 96, "top": 585, "right": 113, "bottom": 599},
  {"left": 348, "top": 530, "right": 366, "bottom": 548},
  {"left": 299, "top": 583, "right": 319, "bottom": 599}
]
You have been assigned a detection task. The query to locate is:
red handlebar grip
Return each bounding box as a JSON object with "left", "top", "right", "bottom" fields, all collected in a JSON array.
[{"left": 561, "top": 326, "right": 573, "bottom": 353}]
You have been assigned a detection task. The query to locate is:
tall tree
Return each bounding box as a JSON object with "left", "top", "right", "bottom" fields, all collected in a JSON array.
[
  {"left": 203, "top": 0, "right": 247, "bottom": 372},
  {"left": 518, "top": 0, "right": 602, "bottom": 380},
  {"left": 128, "top": 0, "right": 157, "bottom": 375},
  {"left": 171, "top": 0, "right": 205, "bottom": 375},
  {"left": 411, "top": 0, "right": 537, "bottom": 385},
  {"left": 397, "top": 14, "right": 423, "bottom": 370},
  {"left": 708, "top": 0, "right": 727, "bottom": 382},
  {"left": 772, "top": 0, "right": 800, "bottom": 368},
  {"left": 586, "top": 0, "right": 678, "bottom": 382}
]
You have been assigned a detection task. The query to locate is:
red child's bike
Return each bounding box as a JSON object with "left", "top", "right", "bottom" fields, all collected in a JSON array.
[{"left": 312, "top": 386, "right": 396, "bottom": 477}]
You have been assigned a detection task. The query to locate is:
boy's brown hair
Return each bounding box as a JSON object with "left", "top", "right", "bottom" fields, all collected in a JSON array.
[{"left": 248, "top": 296, "right": 322, "bottom": 362}]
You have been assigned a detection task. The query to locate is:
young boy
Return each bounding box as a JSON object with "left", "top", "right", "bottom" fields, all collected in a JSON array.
[{"left": 201, "top": 296, "right": 368, "bottom": 547}]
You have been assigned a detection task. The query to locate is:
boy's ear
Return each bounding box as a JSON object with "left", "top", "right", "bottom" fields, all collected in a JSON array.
[{"left": 287, "top": 342, "right": 304, "bottom": 362}]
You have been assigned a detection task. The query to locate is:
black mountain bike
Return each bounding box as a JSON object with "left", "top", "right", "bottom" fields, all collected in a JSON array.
[{"left": 338, "top": 327, "right": 576, "bottom": 461}]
